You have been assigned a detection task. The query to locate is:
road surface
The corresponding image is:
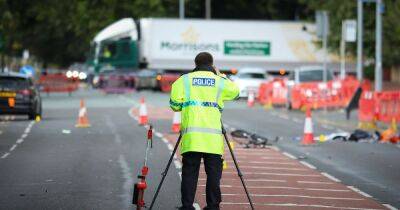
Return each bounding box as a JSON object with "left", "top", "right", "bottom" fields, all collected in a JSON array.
[{"left": 0, "top": 88, "right": 398, "bottom": 209}]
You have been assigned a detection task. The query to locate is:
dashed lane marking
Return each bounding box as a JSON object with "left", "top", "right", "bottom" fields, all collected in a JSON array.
[
  {"left": 9, "top": 144, "right": 17, "bottom": 152},
  {"left": 321, "top": 172, "right": 341, "bottom": 182},
  {"left": 347, "top": 186, "right": 372, "bottom": 198},
  {"left": 382, "top": 204, "right": 397, "bottom": 210},
  {"left": 1, "top": 121, "right": 35, "bottom": 159},
  {"left": 221, "top": 202, "right": 383, "bottom": 210},
  {"left": 1, "top": 152, "right": 10, "bottom": 159},
  {"left": 154, "top": 132, "right": 163, "bottom": 138},
  {"left": 282, "top": 152, "right": 297, "bottom": 159},
  {"left": 300, "top": 161, "right": 317, "bottom": 169},
  {"left": 217, "top": 193, "right": 365, "bottom": 201}
]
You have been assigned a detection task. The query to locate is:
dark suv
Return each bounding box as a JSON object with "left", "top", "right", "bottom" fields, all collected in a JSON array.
[{"left": 0, "top": 72, "right": 42, "bottom": 120}]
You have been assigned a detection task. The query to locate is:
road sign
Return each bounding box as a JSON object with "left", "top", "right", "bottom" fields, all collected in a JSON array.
[{"left": 344, "top": 20, "right": 357, "bottom": 42}]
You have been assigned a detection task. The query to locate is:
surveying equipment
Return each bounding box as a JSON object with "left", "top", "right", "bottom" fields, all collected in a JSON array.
[
  {"left": 132, "top": 125, "right": 153, "bottom": 210},
  {"left": 149, "top": 124, "right": 254, "bottom": 210}
]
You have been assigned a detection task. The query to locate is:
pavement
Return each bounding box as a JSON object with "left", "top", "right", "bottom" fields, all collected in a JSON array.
[{"left": 0, "top": 88, "right": 399, "bottom": 210}]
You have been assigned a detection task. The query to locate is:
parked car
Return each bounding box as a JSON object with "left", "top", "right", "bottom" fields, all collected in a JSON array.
[
  {"left": 286, "top": 66, "right": 334, "bottom": 109},
  {"left": 230, "top": 68, "right": 268, "bottom": 97},
  {"left": 0, "top": 72, "right": 42, "bottom": 120},
  {"left": 134, "top": 69, "right": 162, "bottom": 90}
]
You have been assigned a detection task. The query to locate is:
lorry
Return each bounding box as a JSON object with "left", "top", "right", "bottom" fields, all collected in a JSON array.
[{"left": 87, "top": 18, "right": 337, "bottom": 91}]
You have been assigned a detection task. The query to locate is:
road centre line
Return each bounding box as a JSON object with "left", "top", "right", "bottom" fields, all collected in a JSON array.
[
  {"left": 300, "top": 161, "right": 317, "bottom": 169},
  {"left": 321, "top": 172, "right": 341, "bottom": 182},
  {"left": 217, "top": 193, "right": 365, "bottom": 201},
  {"left": 347, "top": 186, "right": 372, "bottom": 198},
  {"left": 282, "top": 152, "right": 297, "bottom": 159},
  {"left": 221, "top": 202, "right": 383, "bottom": 210},
  {"left": 1, "top": 121, "right": 35, "bottom": 159},
  {"left": 118, "top": 154, "right": 134, "bottom": 208}
]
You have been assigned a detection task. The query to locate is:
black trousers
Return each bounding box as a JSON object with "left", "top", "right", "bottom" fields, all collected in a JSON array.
[{"left": 180, "top": 152, "right": 223, "bottom": 210}]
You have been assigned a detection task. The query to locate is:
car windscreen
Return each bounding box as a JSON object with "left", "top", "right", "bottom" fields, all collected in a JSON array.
[
  {"left": 0, "top": 77, "right": 31, "bottom": 90},
  {"left": 238, "top": 73, "right": 265, "bottom": 79},
  {"left": 299, "top": 70, "right": 332, "bottom": 82}
]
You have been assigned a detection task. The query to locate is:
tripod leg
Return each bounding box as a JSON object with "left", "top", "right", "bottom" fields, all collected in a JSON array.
[
  {"left": 149, "top": 134, "right": 182, "bottom": 210},
  {"left": 222, "top": 127, "right": 255, "bottom": 210}
]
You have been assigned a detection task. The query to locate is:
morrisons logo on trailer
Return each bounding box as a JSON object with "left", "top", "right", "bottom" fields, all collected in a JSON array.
[{"left": 160, "top": 26, "right": 219, "bottom": 53}]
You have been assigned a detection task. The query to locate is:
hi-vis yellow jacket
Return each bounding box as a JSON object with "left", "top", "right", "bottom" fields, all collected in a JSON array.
[{"left": 170, "top": 70, "right": 239, "bottom": 155}]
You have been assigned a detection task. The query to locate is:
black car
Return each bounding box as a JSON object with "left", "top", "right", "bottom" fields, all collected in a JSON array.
[{"left": 0, "top": 72, "right": 42, "bottom": 120}]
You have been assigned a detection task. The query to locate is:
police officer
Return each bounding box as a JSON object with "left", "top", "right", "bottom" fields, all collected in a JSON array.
[{"left": 170, "top": 52, "right": 239, "bottom": 210}]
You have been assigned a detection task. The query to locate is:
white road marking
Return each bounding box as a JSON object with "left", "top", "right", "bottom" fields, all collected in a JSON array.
[
  {"left": 221, "top": 202, "right": 382, "bottom": 210},
  {"left": 161, "top": 137, "right": 169, "bottom": 143},
  {"left": 282, "top": 152, "right": 297, "bottom": 159},
  {"left": 200, "top": 171, "right": 319, "bottom": 177},
  {"left": 292, "top": 118, "right": 302, "bottom": 123},
  {"left": 383, "top": 204, "right": 397, "bottom": 210},
  {"left": 1, "top": 121, "right": 35, "bottom": 159},
  {"left": 154, "top": 132, "right": 163, "bottom": 138},
  {"left": 118, "top": 154, "right": 134, "bottom": 209},
  {"left": 300, "top": 161, "right": 317, "bottom": 169},
  {"left": 347, "top": 186, "right": 372, "bottom": 198},
  {"left": 167, "top": 144, "right": 174, "bottom": 151},
  {"left": 174, "top": 160, "right": 182, "bottom": 169},
  {"left": 321, "top": 172, "right": 341, "bottom": 182},
  {"left": 9, "top": 144, "right": 17, "bottom": 151},
  {"left": 1, "top": 152, "right": 10, "bottom": 159},
  {"left": 239, "top": 166, "right": 307, "bottom": 171},
  {"left": 200, "top": 185, "right": 350, "bottom": 192},
  {"left": 218, "top": 193, "right": 364, "bottom": 201},
  {"left": 225, "top": 160, "right": 296, "bottom": 165},
  {"left": 0, "top": 130, "right": 3, "bottom": 135},
  {"left": 297, "top": 181, "right": 334, "bottom": 185},
  {"left": 198, "top": 178, "right": 287, "bottom": 183}
]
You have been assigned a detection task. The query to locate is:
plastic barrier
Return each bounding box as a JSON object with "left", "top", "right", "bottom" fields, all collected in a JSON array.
[
  {"left": 258, "top": 76, "right": 368, "bottom": 110},
  {"left": 375, "top": 91, "right": 400, "bottom": 123},
  {"left": 358, "top": 91, "right": 377, "bottom": 129},
  {"left": 38, "top": 74, "right": 79, "bottom": 94},
  {"left": 159, "top": 74, "right": 180, "bottom": 92}
]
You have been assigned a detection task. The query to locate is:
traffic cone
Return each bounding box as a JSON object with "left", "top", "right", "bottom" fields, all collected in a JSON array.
[
  {"left": 247, "top": 91, "right": 255, "bottom": 107},
  {"left": 75, "top": 99, "right": 91, "bottom": 128},
  {"left": 301, "top": 107, "right": 315, "bottom": 145},
  {"left": 139, "top": 97, "right": 148, "bottom": 125},
  {"left": 171, "top": 111, "right": 181, "bottom": 133}
]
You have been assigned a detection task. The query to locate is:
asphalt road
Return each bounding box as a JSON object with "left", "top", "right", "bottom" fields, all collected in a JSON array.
[{"left": 0, "top": 88, "right": 399, "bottom": 209}]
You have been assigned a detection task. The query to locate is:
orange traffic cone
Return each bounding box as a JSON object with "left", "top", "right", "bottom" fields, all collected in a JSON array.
[
  {"left": 171, "top": 111, "right": 181, "bottom": 133},
  {"left": 301, "top": 107, "right": 314, "bottom": 145},
  {"left": 75, "top": 99, "right": 91, "bottom": 128},
  {"left": 139, "top": 97, "right": 148, "bottom": 125},
  {"left": 247, "top": 91, "right": 255, "bottom": 107}
]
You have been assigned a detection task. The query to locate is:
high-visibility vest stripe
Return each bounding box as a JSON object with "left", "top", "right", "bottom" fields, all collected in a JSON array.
[{"left": 182, "top": 127, "right": 221, "bottom": 134}]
